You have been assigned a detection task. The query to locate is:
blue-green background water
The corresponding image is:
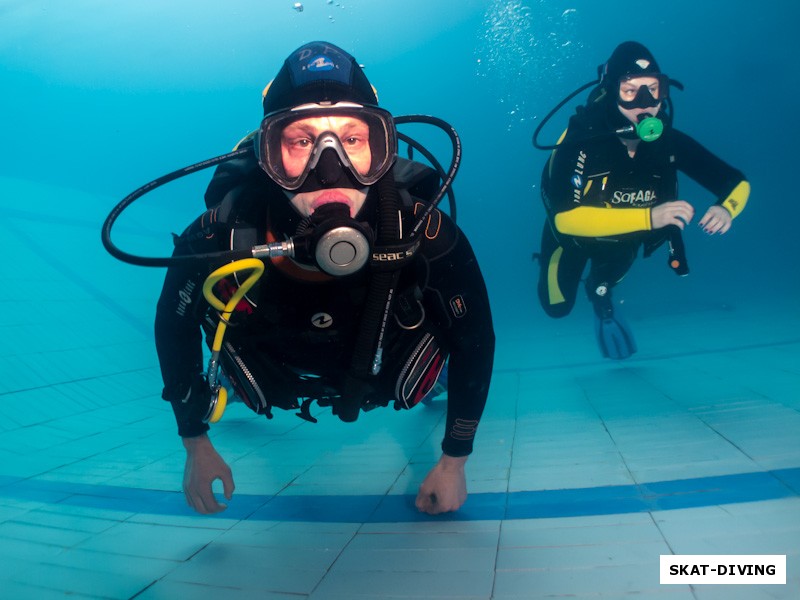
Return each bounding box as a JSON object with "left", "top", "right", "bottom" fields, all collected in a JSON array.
[{"left": 2, "top": 0, "right": 799, "bottom": 345}]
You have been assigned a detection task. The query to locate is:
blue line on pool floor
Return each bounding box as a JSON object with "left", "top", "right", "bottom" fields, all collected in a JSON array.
[{"left": 1, "top": 468, "right": 797, "bottom": 522}]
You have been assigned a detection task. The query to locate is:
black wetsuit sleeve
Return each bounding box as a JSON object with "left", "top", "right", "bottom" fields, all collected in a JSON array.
[
  {"left": 154, "top": 214, "right": 222, "bottom": 438},
  {"left": 672, "top": 129, "right": 747, "bottom": 200},
  {"left": 418, "top": 213, "right": 495, "bottom": 457}
]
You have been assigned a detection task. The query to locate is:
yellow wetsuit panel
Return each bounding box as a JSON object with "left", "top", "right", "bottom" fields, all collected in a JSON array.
[
  {"left": 547, "top": 246, "right": 566, "bottom": 304},
  {"left": 554, "top": 206, "right": 651, "bottom": 237},
  {"left": 721, "top": 180, "right": 750, "bottom": 219}
]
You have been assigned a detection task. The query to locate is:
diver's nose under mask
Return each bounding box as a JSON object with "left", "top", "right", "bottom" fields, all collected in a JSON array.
[
  {"left": 296, "top": 146, "right": 362, "bottom": 194},
  {"left": 618, "top": 83, "right": 661, "bottom": 110}
]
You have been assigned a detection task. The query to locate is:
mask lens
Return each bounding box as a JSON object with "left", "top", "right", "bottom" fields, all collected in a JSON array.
[{"left": 257, "top": 104, "right": 397, "bottom": 190}]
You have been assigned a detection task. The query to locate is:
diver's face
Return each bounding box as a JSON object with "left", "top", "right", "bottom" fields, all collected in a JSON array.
[
  {"left": 281, "top": 115, "right": 371, "bottom": 218},
  {"left": 617, "top": 76, "right": 662, "bottom": 124}
]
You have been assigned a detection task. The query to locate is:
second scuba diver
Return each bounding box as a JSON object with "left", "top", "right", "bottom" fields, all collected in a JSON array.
[{"left": 533, "top": 41, "right": 750, "bottom": 359}]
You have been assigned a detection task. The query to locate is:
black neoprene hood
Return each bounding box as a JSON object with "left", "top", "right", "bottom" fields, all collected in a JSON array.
[
  {"left": 601, "top": 41, "right": 662, "bottom": 89},
  {"left": 262, "top": 41, "right": 378, "bottom": 115}
]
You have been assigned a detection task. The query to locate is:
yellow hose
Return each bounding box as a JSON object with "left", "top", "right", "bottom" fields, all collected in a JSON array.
[{"left": 201, "top": 258, "right": 265, "bottom": 422}]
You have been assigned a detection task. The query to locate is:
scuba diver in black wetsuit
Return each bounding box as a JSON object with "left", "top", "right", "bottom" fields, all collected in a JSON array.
[
  {"left": 106, "top": 42, "right": 495, "bottom": 515},
  {"left": 532, "top": 41, "right": 750, "bottom": 359}
]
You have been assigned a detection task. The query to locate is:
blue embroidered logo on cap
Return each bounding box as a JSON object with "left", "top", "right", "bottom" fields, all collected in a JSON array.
[{"left": 307, "top": 55, "right": 335, "bottom": 71}]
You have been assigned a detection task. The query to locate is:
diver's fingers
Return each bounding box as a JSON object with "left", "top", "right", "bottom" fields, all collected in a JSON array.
[
  {"left": 652, "top": 202, "right": 694, "bottom": 229},
  {"left": 675, "top": 202, "right": 695, "bottom": 225},
  {"left": 699, "top": 206, "right": 732, "bottom": 235},
  {"left": 669, "top": 208, "right": 692, "bottom": 230},
  {"left": 704, "top": 218, "right": 731, "bottom": 235},
  {"left": 702, "top": 216, "right": 718, "bottom": 233},
  {"left": 222, "top": 471, "right": 236, "bottom": 501},
  {"left": 185, "top": 487, "right": 208, "bottom": 514},
  {"left": 198, "top": 486, "right": 228, "bottom": 514},
  {"left": 415, "top": 491, "right": 438, "bottom": 514},
  {"left": 184, "top": 480, "right": 228, "bottom": 514}
]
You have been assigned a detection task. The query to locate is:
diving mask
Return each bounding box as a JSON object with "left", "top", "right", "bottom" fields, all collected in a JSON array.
[
  {"left": 256, "top": 102, "right": 398, "bottom": 191},
  {"left": 617, "top": 74, "right": 669, "bottom": 110}
]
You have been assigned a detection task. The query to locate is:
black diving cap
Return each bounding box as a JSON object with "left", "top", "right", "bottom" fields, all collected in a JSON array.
[
  {"left": 600, "top": 41, "right": 662, "bottom": 89},
  {"left": 262, "top": 41, "right": 378, "bottom": 115}
]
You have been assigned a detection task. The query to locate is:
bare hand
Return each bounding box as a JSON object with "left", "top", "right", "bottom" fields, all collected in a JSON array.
[
  {"left": 651, "top": 201, "right": 695, "bottom": 230},
  {"left": 698, "top": 205, "right": 732, "bottom": 235},
  {"left": 415, "top": 454, "right": 468, "bottom": 515},
  {"left": 182, "top": 434, "right": 235, "bottom": 514}
]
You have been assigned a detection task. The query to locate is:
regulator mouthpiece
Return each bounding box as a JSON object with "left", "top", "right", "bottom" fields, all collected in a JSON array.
[
  {"left": 296, "top": 202, "right": 373, "bottom": 277},
  {"left": 636, "top": 114, "right": 663, "bottom": 142}
]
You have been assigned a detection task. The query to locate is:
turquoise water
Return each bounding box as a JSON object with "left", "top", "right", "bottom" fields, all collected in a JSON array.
[
  {"left": 2, "top": 2, "right": 799, "bottom": 598},
  {"left": 4, "top": 1, "right": 798, "bottom": 324}
]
